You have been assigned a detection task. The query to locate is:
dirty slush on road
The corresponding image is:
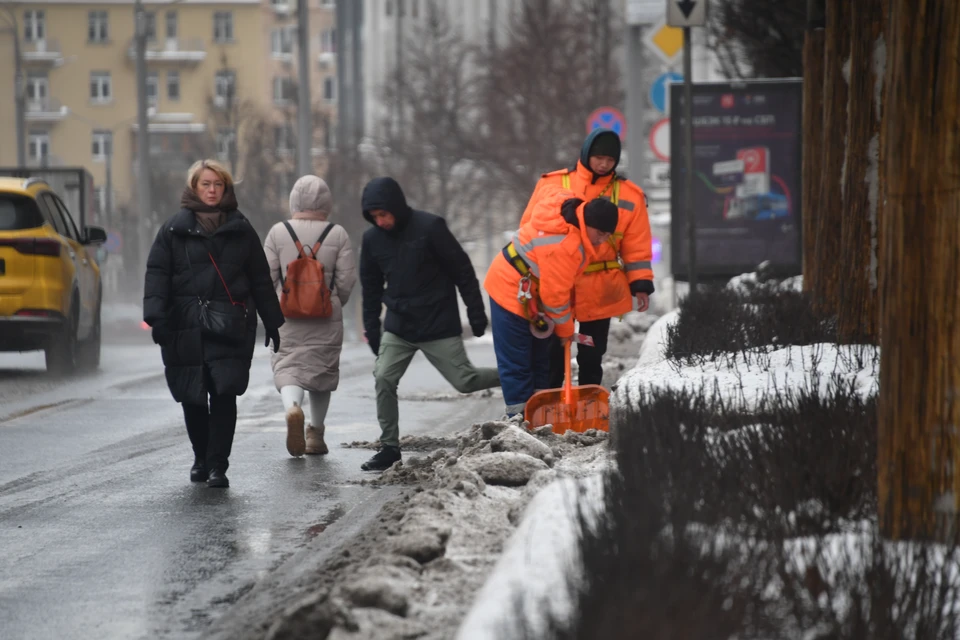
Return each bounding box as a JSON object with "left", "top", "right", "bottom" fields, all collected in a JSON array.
[{"left": 209, "top": 312, "right": 652, "bottom": 640}]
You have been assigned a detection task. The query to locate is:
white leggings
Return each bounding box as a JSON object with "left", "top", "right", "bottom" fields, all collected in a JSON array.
[{"left": 280, "top": 386, "right": 331, "bottom": 427}]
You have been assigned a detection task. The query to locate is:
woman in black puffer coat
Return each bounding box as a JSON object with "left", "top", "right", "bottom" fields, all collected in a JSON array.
[{"left": 143, "top": 159, "right": 284, "bottom": 488}]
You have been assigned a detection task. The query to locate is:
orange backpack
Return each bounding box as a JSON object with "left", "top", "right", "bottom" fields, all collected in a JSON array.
[{"left": 279, "top": 221, "right": 336, "bottom": 319}]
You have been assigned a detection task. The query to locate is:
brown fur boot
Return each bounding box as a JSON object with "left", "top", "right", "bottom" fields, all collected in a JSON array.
[
  {"left": 305, "top": 424, "right": 328, "bottom": 455},
  {"left": 285, "top": 405, "right": 306, "bottom": 457}
]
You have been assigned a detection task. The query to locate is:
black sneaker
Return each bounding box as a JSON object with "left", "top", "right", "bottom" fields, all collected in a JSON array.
[
  {"left": 190, "top": 459, "right": 208, "bottom": 483},
  {"left": 206, "top": 469, "right": 229, "bottom": 488},
  {"left": 360, "top": 446, "right": 402, "bottom": 472}
]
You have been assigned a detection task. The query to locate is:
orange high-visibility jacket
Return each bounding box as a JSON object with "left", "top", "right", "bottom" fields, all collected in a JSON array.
[
  {"left": 485, "top": 186, "right": 593, "bottom": 339},
  {"left": 519, "top": 161, "right": 654, "bottom": 322}
]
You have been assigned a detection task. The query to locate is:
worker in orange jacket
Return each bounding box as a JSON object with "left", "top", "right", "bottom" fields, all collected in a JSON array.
[
  {"left": 485, "top": 185, "right": 620, "bottom": 417},
  {"left": 520, "top": 128, "right": 654, "bottom": 387}
]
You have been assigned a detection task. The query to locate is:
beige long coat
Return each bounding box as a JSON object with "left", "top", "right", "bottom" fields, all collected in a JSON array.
[{"left": 264, "top": 219, "right": 357, "bottom": 392}]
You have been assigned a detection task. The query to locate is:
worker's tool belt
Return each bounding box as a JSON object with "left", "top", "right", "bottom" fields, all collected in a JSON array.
[{"left": 503, "top": 242, "right": 550, "bottom": 333}]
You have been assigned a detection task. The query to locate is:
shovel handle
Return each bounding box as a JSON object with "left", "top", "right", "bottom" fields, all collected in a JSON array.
[{"left": 563, "top": 339, "right": 573, "bottom": 406}]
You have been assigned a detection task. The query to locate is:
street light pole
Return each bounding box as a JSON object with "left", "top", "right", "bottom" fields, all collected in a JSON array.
[
  {"left": 134, "top": 0, "right": 152, "bottom": 270},
  {"left": 296, "top": 0, "right": 312, "bottom": 176}
]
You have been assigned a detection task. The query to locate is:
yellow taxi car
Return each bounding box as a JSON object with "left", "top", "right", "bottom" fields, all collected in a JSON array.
[{"left": 0, "top": 176, "right": 107, "bottom": 374}]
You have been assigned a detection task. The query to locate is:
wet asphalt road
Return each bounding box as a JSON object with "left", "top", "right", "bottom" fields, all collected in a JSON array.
[{"left": 0, "top": 332, "right": 501, "bottom": 640}]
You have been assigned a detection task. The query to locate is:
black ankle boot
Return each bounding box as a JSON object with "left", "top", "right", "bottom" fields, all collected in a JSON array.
[
  {"left": 206, "top": 469, "right": 229, "bottom": 488},
  {"left": 190, "top": 459, "right": 208, "bottom": 482},
  {"left": 360, "top": 446, "right": 402, "bottom": 472}
]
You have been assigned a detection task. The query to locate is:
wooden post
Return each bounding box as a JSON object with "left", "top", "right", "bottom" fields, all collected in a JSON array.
[
  {"left": 801, "top": 0, "right": 825, "bottom": 295},
  {"left": 836, "top": 0, "right": 883, "bottom": 344},
  {"left": 811, "top": 0, "right": 851, "bottom": 315},
  {"left": 878, "top": 0, "right": 960, "bottom": 541}
]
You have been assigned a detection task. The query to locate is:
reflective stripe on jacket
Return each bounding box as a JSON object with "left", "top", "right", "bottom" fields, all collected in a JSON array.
[{"left": 484, "top": 186, "right": 588, "bottom": 338}]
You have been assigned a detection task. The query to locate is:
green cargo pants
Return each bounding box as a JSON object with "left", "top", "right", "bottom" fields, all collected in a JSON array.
[{"left": 374, "top": 331, "right": 501, "bottom": 448}]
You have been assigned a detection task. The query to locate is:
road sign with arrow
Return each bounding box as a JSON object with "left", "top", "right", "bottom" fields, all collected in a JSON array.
[{"left": 667, "top": 0, "right": 706, "bottom": 27}]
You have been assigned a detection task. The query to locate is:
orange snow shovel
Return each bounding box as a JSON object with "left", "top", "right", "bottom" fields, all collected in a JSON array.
[{"left": 524, "top": 334, "right": 610, "bottom": 434}]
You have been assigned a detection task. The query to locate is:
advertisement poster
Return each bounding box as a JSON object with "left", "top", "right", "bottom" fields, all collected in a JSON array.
[{"left": 669, "top": 79, "right": 803, "bottom": 280}]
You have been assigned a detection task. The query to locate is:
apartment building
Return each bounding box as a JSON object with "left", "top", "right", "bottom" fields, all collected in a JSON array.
[{"left": 0, "top": 0, "right": 338, "bottom": 224}]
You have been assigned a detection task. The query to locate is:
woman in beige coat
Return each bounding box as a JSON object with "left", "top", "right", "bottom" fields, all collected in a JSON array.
[{"left": 264, "top": 176, "right": 357, "bottom": 457}]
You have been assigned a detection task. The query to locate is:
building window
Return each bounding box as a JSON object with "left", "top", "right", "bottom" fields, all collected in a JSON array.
[
  {"left": 274, "top": 124, "right": 294, "bottom": 153},
  {"left": 271, "top": 28, "right": 293, "bottom": 56},
  {"left": 88, "top": 11, "right": 109, "bottom": 43},
  {"left": 167, "top": 71, "right": 180, "bottom": 101},
  {"left": 319, "top": 28, "right": 336, "bottom": 54},
  {"left": 213, "top": 12, "right": 233, "bottom": 43},
  {"left": 216, "top": 128, "right": 236, "bottom": 162},
  {"left": 273, "top": 77, "right": 296, "bottom": 105},
  {"left": 144, "top": 12, "right": 157, "bottom": 41},
  {"left": 385, "top": 0, "right": 392, "bottom": 17},
  {"left": 28, "top": 131, "right": 49, "bottom": 163},
  {"left": 25, "top": 73, "right": 48, "bottom": 110},
  {"left": 165, "top": 11, "right": 177, "bottom": 40},
  {"left": 323, "top": 76, "right": 336, "bottom": 103},
  {"left": 146, "top": 72, "right": 159, "bottom": 105},
  {"left": 90, "top": 72, "right": 112, "bottom": 102},
  {"left": 214, "top": 70, "right": 235, "bottom": 107},
  {"left": 24, "top": 10, "right": 45, "bottom": 41},
  {"left": 91, "top": 131, "right": 112, "bottom": 161}
]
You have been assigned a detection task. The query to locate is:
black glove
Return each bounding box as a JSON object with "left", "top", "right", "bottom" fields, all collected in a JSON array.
[
  {"left": 151, "top": 323, "right": 173, "bottom": 347},
  {"left": 366, "top": 332, "right": 380, "bottom": 357},
  {"left": 471, "top": 318, "right": 487, "bottom": 338},
  {"left": 265, "top": 326, "right": 280, "bottom": 353}
]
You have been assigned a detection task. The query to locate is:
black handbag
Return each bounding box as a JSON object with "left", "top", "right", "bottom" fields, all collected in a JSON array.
[{"left": 186, "top": 244, "right": 248, "bottom": 346}]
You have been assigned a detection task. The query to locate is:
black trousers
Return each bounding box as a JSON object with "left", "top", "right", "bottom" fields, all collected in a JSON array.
[
  {"left": 182, "top": 377, "right": 238, "bottom": 473},
  {"left": 547, "top": 317, "right": 611, "bottom": 388}
]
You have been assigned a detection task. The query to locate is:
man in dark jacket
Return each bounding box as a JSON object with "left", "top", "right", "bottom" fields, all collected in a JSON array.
[{"left": 359, "top": 177, "right": 500, "bottom": 471}]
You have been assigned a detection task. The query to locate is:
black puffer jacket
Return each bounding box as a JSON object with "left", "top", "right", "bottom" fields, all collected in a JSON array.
[
  {"left": 143, "top": 209, "right": 284, "bottom": 405},
  {"left": 359, "top": 177, "right": 487, "bottom": 351}
]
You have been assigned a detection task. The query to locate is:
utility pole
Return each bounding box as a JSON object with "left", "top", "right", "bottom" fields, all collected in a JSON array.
[
  {"left": 134, "top": 0, "right": 152, "bottom": 270},
  {"left": 1, "top": 7, "right": 26, "bottom": 165},
  {"left": 296, "top": 0, "right": 312, "bottom": 176},
  {"left": 105, "top": 144, "right": 113, "bottom": 228},
  {"left": 395, "top": 0, "right": 404, "bottom": 133},
  {"left": 682, "top": 26, "right": 696, "bottom": 296},
  {"left": 667, "top": 0, "right": 706, "bottom": 297},
  {"left": 485, "top": 0, "right": 497, "bottom": 268}
]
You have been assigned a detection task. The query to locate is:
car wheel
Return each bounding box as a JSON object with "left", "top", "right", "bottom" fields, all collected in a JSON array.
[
  {"left": 79, "top": 299, "right": 102, "bottom": 371},
  {"left": 46, "top": 299, "right": 79, "bottom": 376}
]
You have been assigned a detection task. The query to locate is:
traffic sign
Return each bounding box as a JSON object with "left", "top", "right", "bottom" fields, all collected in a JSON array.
[
  {"left": 626, "top": 0, "right": 662, "bottom": 24},
  {"left": 649, "top": 118, "right": 670, "bottom": 162},
  {"left": 649, "top": 162, "right": 671, "bottom": 187},
  {"left": 586, "top": 106, "right": 627, "bottom": 141},
  {"left": 642, "top": 19, "right": 684, "bottom": 64},
  {"left": 650, "top": 72, "right": 683, "bottom": 113},
  {"left": 667, "top": 0, "right": 707, "bottom": 28}
]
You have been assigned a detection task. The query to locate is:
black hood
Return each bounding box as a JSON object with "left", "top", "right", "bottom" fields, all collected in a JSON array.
[
  {"left": 362, "top": 177, "right": 413, "bottom": 231},
  {"left": 578, "top": 128, "right": 621, "bottom": 176}
]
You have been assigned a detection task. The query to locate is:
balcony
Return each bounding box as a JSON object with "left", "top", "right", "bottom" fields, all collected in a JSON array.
[
  {"left": 127, "top": 38, "right": 206, "bottom": 64},
  {"left": 21, "top": 39, "right": 63, "bottom": 66},
  {"left": 25, "top": 97, "right": 69, "bottom": 123},
  {"left": 271, "top": 1, "right": 293, "bottom": 16},
  {"left": 26, "top": 155, "right": 65, "bottom": 168}
]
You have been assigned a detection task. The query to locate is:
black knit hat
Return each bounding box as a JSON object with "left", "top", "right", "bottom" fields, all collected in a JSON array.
[
  {"left": 583, "top": 199, "right": 619, "bottom": 233},
  {"left": 589, "top": 131, "right": 622, "bottom": 160}
]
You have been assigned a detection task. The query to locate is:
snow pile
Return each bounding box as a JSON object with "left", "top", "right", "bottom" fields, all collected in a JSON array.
[{"left": 264, "top": 420, "right": 611, "bottom": 640}]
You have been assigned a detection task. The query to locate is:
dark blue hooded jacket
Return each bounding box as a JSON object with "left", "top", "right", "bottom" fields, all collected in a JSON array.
[{"left": 359, "top": 177, "right": 487, "bottom": 350}]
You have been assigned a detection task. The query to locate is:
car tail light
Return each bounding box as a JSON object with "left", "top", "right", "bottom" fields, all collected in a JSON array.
[
  {"left": 15, "top": 309, "right": 59, "bottom": 318},
  {"left": 0, "top": 237, "right": 62, "bottom": 257}
]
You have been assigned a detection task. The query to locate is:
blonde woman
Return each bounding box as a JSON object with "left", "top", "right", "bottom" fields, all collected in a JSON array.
[
  {"left": 143, "top": 159, "right": 285, "bottom": 488},
  {"left": 264, "top": 176, "right": 357, "bottom": 457}
]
